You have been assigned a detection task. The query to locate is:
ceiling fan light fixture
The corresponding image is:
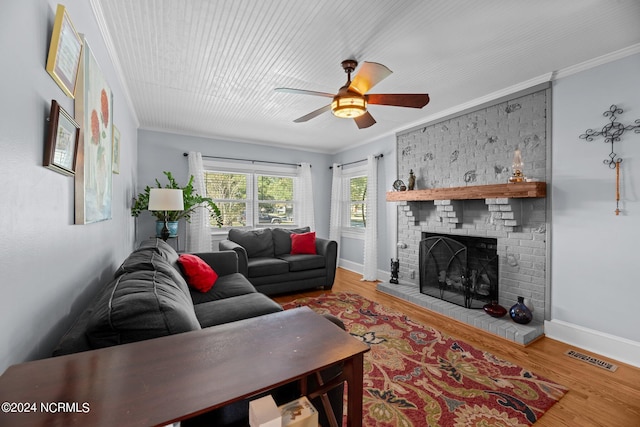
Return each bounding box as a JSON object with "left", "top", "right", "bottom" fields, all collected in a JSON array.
[{"left": 331, "top": 95, "right": 367, "bottom": 118}]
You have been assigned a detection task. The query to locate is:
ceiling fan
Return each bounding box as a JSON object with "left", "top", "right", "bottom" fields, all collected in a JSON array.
[{"left": 275, "top": 59, "right": 430, "bottom": 129}]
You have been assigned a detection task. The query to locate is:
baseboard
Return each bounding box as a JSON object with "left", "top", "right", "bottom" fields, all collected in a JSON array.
[
  {"left": 336, "top": 259, "right": 389, "bottom": 282},
  {"left": 544, "top": 319, "right": 640, "bottom": 368},
  {"left": 338, "top": 259, "right": 361, "bottom": 275}
]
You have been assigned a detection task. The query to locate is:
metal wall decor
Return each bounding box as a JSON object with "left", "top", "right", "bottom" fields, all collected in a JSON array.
[{"left": 579, "top": 104, "right": 640, "bottom": 215}]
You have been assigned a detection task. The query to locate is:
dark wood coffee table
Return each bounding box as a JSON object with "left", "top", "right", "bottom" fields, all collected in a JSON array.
[{"left": 0, "top": 307, "right": 369, "bottom": 427}]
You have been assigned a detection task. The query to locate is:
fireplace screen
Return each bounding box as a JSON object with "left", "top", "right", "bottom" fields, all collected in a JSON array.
[{"left": 419, "top": 234, "right": 498, "bottom": 309}]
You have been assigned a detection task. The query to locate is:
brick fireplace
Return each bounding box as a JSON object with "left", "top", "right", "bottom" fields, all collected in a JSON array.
[{"left": 378, "top": 84, "right": 550, "bottom": 344}]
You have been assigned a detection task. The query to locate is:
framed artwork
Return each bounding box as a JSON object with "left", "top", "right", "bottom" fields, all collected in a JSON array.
[
  {"left": 46, "top": 4, "right": 83, "bottom": 98},
  {"left": 43, "top": 99, "right": 79, "bottom": 176},
  {"left": 112, "top": 125, "right": 121, "bottom": 174},
  {"left": 74, "top": 37, "right": 113, "bottom": 224}
]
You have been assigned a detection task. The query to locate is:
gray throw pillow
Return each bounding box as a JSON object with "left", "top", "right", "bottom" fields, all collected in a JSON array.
[{"left": 272, "top": 227, "right": 311, "bottom": 255}]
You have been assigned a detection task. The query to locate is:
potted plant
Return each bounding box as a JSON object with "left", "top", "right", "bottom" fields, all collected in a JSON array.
[{"left": 131, "top": 171, "right": 222, "bottom": 237}]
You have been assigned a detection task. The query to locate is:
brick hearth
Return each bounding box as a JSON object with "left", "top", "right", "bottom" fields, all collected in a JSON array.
[{"left": 377, "top": 281, "right": 543, "bottom": 344}]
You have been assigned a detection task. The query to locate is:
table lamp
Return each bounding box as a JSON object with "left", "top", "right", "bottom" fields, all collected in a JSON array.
[{"left": 148, "top": 188, "right": 184, "bottom": 241}]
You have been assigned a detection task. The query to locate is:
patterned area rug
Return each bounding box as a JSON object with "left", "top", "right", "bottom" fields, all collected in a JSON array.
[{"left": 281, "top": 292, "right": 567, "bottom": 427}]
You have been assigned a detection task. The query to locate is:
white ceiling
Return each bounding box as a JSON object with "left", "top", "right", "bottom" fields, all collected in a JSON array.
[{"left": 93, "top": 0, "right": 640, "bottom": 154}]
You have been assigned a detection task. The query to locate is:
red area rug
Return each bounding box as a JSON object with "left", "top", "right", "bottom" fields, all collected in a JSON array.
[{"left": 281, "top": 292, "right": 567, "bottom": 426}]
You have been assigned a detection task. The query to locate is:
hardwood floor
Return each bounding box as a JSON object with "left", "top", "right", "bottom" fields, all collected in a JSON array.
[{"left": 274, "top": 268, "right": 640, "bottom": 426}]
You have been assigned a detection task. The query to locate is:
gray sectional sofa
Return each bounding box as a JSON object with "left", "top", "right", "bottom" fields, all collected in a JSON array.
[
  {"left": 219, "top": 227, "right": 338, "bottom": 296},
  {"left": 51, "top": 237, "right": 344, "bottom": 426},
  {"left": 53, "top": 238, "right": 283, "bottom": 356}
]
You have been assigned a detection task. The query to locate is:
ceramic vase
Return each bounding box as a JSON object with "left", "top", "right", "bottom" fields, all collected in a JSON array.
[
  {"left": 156, "top": 221, "right": 179, "bottom": 238},
  {"left": 483, "top": 301, "right": 507, "bottom": 318},
  {"left": 509, "top": 296, "right": 533, "bottom": 324}
]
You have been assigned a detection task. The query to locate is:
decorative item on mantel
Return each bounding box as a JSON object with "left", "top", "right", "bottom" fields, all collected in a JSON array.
[
  {"left": 483, "top": 300, "right": 507, "bottom": 318},
  {"left": 408, "top": 169, "right": 416, "bottom": 190},
  {"left": 392, "top": 179, "right": 407, "bottom": 191},
  {"left": 509, "top": 296, "right": 533, "bottom": 324},
  {"left": 579, "top": 104, "right": 640, "bottom": 215},
  {"left": 508, "top": 149, "right": 527, "bottom": 183}
]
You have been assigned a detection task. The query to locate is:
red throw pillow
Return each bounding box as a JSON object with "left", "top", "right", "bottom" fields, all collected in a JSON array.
[
  {"left": 178, "top": 254, "right": 218, "bottom": 292},
  {"left": 290, "top": 232, "right": 317, "bottom": 255}
]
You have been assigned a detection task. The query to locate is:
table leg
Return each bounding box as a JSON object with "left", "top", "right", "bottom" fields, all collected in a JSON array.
[{"left": 344, "top": 353, "right": 364, "bottom": 427}]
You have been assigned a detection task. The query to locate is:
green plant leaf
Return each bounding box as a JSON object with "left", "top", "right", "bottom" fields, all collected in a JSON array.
[{"left": 131, "top": 171, "right": 222, "bottom": 226}]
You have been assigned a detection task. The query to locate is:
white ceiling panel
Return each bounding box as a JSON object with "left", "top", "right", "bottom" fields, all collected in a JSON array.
[{"left": 94, "top": 0, "right": 640, "bottom": 153}]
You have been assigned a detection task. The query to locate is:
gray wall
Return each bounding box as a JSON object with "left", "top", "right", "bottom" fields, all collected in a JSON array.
[
  {"left": 551, "top": 53, "right": 640, "bottom": 344},
  {"left": 331, "top": 134, "right": 397, "bottom": 276},
  {"left": 136, "top": 130, "right": 334, "bottom": 243},
  {"left": 0, "top": 0, "right": 138, "bottom": 371}
]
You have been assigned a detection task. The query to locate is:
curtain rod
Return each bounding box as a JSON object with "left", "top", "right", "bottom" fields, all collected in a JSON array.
[
  {"left": 329, "top": 153, "right": 383, "bottom": 169},
  {"left": 183, "top": 153, "right": 303, "bottom": 167}
]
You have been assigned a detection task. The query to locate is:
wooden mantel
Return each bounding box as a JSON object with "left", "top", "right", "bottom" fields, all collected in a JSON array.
[{"left": 386, "top": 182, "right": 546, "bottom": 202}]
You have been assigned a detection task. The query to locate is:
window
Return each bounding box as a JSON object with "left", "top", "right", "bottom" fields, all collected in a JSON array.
[
  {"left": 203, "top": 161, "right": 297, "bottom": 228},
  {"left": 204, "top": 172, "right": 248, "bottom": 227},
  {"left": 349, "top": 176, "right": 367, "bottom": 228},
  {"left": 341, "top": 165, "right": 368, "bottom": 234},
  {"left": 257, "top": 175, "right": 294, "bottom": 226}
]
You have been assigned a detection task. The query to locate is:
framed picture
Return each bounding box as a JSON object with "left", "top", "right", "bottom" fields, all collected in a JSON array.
[
  {"left": 43, "top": 100, "right": 80, "bottom": 176},
  {"left": 46, "top": 4, "right": 83, "bottom": 98},
  {"left": 112, "top": 125, "right": 121, "bottom": 174},
  {"left": 74, "top": 37, "right": 113, "bottom": 224}
]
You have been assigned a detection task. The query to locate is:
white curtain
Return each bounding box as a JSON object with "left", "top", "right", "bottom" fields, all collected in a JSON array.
[
  {"left": 329, "top": 163, "right": 343, "bottom": 266},
  {"left": 296, "top": 163, "right": 315, "bottom": 230},
  {"left": 186, "top": 151, "right": 212, "bottom": 252},
  {"left": 362, "top": 154, "right": 378, "bottom": 281}
]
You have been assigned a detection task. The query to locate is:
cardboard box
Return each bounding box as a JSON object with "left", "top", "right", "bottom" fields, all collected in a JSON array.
[
  {"left": 279, "top": 396, "right": 318, "bottom": 427},
  {"left": 249, "top": 395, "right": 282, "bottom": 427}
]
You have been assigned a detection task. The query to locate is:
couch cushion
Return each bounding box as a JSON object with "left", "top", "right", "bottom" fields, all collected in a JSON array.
[
  {"left": 178, "top": 254, "right": 218, "bottom": 292},
  {"left": 277, "top": 254, "right": 326, "bottom": 272},
  {"left": 115, "top": 238, "right": 180, "bottom": 277},
  {"left": 138, "top": 238, "right": 180, "bottom": 265},
  {"left": 247, "top": 257, "right": 289, "bottom": 277},
  {"left": 228, "top": 228, "right": 274, "bottom": 258},
  {"left": 194, "top": 293, "right": 283, "bottom": 328},
  {"left": 190, "top": 273, "right": 257, "bottom": 304},
  {"left": 85, "top": 269, "right": 202, "bottom": 348},
  {"left": 272, "top": 227, "right": 311, "bottom": 255}
]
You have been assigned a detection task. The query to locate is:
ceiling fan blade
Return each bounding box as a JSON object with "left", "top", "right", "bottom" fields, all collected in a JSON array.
[
  {"left": 293, "top": 104, "right": 332, "bottom": 123},
  {"left": 354, "top": 111, "right": 376, "bottom": 129},
  {"left": 275, "top": 87, "right": 335, "bottom": 98},
  {"left": 367, "top": 93, "right": 430, "bottom": 108},
  {"left": 349, "top": 62, "right": 392, "bottom": 95}
]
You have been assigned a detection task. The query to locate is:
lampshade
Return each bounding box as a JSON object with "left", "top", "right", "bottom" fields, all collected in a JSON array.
[
  {"left": 148, "top": 188, "right": 184, "bottom": 211},
  {"left": 331, "top": 93, "right": 367, "bottom": 118}
]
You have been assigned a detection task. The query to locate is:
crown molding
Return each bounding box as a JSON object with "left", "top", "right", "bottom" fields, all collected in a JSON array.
[
  {"left": 89, "top": 0, "right": 139, "bottom": 127},
  {"left": 552, "top": 43, "right": 640, "bottom": 80}
]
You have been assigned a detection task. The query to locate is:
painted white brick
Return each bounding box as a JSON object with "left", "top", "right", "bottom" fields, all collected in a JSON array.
[{"left": 393, "top": 90, "right": 548, "bottom": 343}]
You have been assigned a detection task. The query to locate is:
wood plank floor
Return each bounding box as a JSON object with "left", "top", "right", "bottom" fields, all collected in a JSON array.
[{"left": 273, "top": 268, "right": 640, "bottom": 426}]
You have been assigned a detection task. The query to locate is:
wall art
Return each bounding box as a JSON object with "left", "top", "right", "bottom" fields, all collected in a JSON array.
[
  {"left": 43, "top": 99, "right": 79, "bottom": 176},
  {"left": 74, "top": 37, "right": 113, "bottom": 224},
  {"left": 579, "top": 104, "right": 640, "bottom": 215},
  {"left": 112, "top": 125, "right": 120, "bottom": 174},
  {"left": 45, "top": 4, "right": 83, "bottom": 98}
]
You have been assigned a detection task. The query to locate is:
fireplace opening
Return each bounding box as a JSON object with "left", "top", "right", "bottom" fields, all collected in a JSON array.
[{"left": 419, "top": 233, "right": 498, "bottom": 309}]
